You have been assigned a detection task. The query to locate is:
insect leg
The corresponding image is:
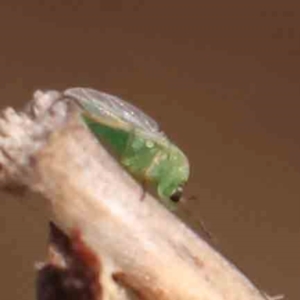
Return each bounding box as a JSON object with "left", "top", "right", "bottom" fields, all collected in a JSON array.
[{"left": 139, "top": 179, "right": 148, "bottom": 201}]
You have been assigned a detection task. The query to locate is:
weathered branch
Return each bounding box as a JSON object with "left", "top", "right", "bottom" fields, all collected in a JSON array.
[{"left": 0, "top": 90, "right": 281, "bottom": 300}]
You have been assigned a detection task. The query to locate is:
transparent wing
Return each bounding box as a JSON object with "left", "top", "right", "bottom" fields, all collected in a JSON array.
[{"left": 64, "top": 87, "right": 160, "bottom": 133}]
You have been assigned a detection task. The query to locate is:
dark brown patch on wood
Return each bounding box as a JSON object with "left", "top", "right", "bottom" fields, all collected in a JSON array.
[
  {"left": 36, "top": 222, "right": 102, "bottom": 300},
  {"left": 112, "top": 272, "right": 147, "bottom": 300},
  {"left": 112, "top": 271, "right": 167, "bottom": 300}
]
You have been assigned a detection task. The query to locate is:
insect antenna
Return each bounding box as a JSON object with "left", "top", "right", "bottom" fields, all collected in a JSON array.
[{"left": 176, "top": 196, "right": 218, "bottom": 245}]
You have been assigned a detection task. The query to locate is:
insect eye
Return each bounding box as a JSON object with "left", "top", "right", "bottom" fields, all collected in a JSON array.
[{"left": 170, "top": 187, "right": 183, "bottom": 203}]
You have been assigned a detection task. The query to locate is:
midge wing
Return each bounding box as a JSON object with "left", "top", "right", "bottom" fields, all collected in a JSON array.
[{"left": 64, "top": 87, "right": 160, "bottom": 134}]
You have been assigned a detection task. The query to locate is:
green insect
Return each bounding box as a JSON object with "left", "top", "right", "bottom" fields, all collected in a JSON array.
[{"left": 64, "top": 87, "right": 190, "bottom": 208}]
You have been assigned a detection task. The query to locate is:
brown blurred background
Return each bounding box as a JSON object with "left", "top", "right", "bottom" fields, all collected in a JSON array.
[{"left": 0, "top": 1, "right": 299, "bottom": 299}]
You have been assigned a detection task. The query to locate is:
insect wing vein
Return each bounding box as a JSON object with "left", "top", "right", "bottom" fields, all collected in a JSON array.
[{"left": 64, "top": 88, "right": 160, "bottom": 134}]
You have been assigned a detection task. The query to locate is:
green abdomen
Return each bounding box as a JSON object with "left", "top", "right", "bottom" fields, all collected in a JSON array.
[
  {"left": 82, "top": 114, "right": 159, "bottom": 178},
  {"left": 82, "top": 114, "right": 129, "bottom": 156}
]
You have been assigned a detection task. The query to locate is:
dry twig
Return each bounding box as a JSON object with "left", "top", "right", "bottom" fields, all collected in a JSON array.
[{"left": 0, "top": 90, "right": 282, "bottom": 300}]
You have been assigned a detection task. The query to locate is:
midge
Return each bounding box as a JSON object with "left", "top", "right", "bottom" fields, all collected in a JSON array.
[{"left": 64, "top": 88, "right": 190, "bottom": 209}]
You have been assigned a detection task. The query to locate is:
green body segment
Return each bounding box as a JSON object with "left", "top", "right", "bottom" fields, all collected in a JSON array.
[{"left": 82, "top": 114, "right": 189, "bottom": 207}]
